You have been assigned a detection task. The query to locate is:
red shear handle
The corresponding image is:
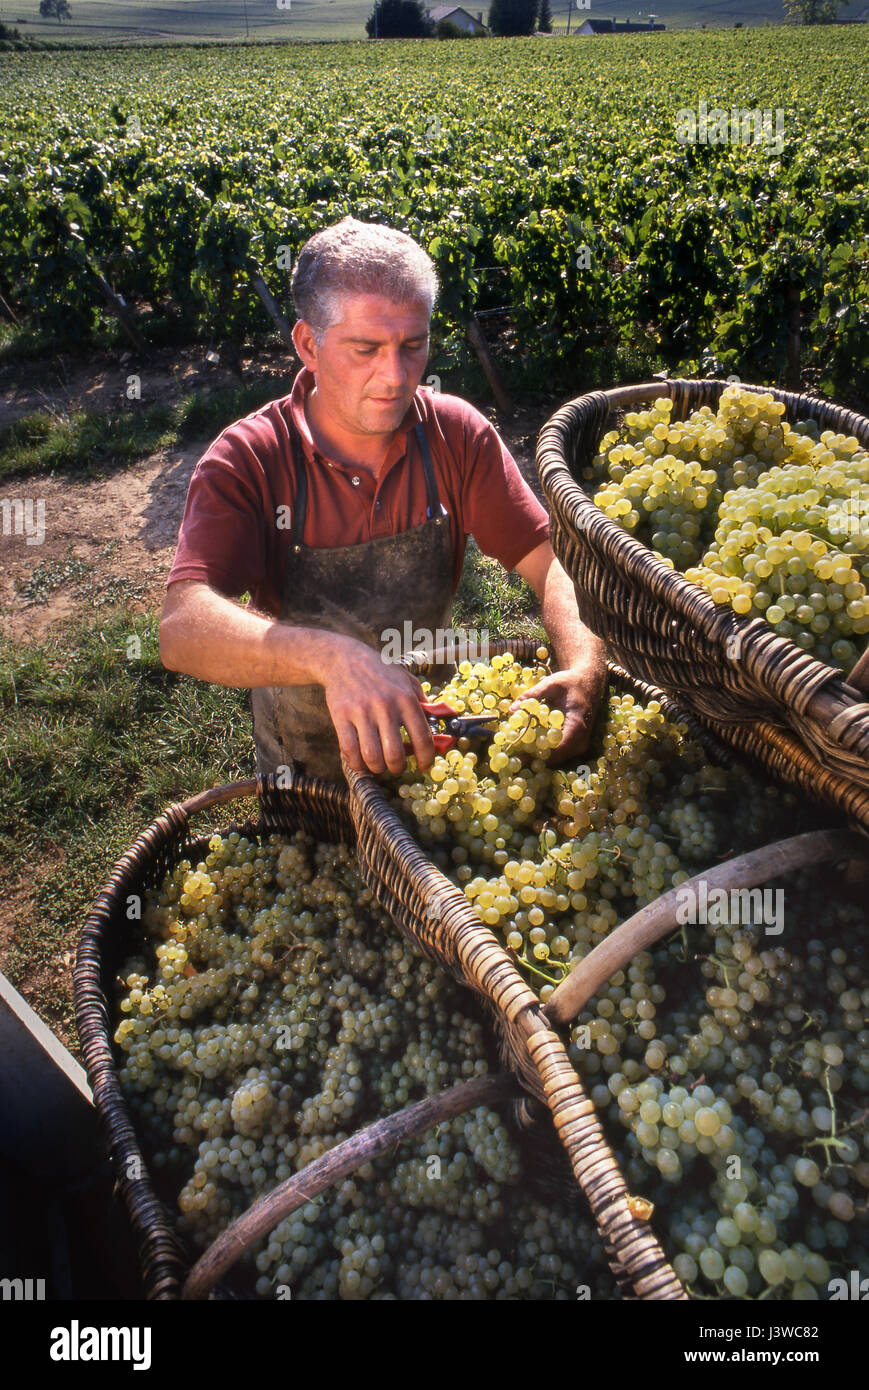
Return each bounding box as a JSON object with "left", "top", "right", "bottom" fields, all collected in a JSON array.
[
  {"left": 401, "top": 700, "right": 462, "bottom": 757},
  {"left": 401, "top": 729, "right": 455, "bottom": 755}
]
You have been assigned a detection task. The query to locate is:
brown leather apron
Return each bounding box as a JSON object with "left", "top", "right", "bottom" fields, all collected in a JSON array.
[{"left": 251, "top": 419, "right": 454, "bottom": 783}]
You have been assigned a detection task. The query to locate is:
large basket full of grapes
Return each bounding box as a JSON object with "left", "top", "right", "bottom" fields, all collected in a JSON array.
[
  {"left": 74, "top": 771, "right": 353, "bottom": 1300},
  {"left": 346, "top": 638, "right": 869, "bottom": 1302},
  {"left": 74, "top": 754, "right": 686, "bottom": 1301},
  {"left": 536, "top": 380, "right": 869, "bottom": 828}
]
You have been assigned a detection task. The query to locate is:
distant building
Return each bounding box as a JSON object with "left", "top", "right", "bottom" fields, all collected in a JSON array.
[
  {"left": 576, "top": 17, "right": 665, "bottom": 33},
  {"left": 426, "top": 5, "right": 488, "bottom": 33}
]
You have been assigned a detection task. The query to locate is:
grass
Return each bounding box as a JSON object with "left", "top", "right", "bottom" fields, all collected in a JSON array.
[
  {"left": 453, "top": 537, "right": 545, "bottom": 647},
  {"left": 0, "top": 607, "right": 256, "bottom": 1041},
  {"left": 0, "top": 378, "right": 296, "bottom": 481},
  {"left": 0, "top": 609, "right": 255, "bottom": 860}
]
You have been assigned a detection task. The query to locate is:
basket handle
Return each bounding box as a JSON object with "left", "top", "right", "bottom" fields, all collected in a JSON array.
[
  {"left": 178, "top": 777, "right": 261, "bottom": 818},
  {"left": 545, "top": 829, "right": 868, "bottom": 1026},
  {"left": 181, "top": 1074, "right": 519, "bottom": 1300},
  {"left": 845, "top": 646, "right": 869, "bottom": 700}
]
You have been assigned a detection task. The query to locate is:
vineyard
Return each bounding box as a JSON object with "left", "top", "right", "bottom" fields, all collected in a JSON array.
[{"left": 1, "top": 28, "right": 868, "bottom": 404}]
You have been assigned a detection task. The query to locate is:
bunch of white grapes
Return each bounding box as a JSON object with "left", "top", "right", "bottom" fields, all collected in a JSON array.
[
  {"left": 397, "top": 651, "right": 787, "bottom": 999},
  {"left": 393, "top": 653, "right": 868, "bottom": 1299},
  {"left": 589, "top": 385, "right": 869, "bottom": 674},
  {"left": 115, "top": 832, "right": 611, "bottom": 1300}
]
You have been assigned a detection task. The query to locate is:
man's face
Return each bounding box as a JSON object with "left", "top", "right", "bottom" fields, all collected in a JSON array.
[{"left": 301, "top": 292, "right": 431, "bottom": 437}]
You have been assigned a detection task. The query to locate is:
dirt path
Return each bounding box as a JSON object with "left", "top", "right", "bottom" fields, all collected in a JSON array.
[
  {"left": 0, "top": 440, "right": 205, "bottom": 642},
  {"left": 0, "top": 343, "right": 286, "bottom": 640},
  {"left": 0, "top": 343, "right": 242, "bottom": 433}
]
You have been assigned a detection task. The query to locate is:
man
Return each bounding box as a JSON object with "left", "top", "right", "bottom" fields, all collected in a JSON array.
[{"left": 160, "top": 217, "right": 606, "bottom": 783}]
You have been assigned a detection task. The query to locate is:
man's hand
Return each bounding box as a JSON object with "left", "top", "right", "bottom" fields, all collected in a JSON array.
[
  {"left": 510, "top": 663, "right": 606, "bottom": 765},
  {"left": 513, "top": 542, "right": 607, "bottom": 762},
  {"left": 160, "top": 582, "right": 435, "bottom": 778},
  {"left": 320, "top": 635, "right": 436, "bottom": 777}
]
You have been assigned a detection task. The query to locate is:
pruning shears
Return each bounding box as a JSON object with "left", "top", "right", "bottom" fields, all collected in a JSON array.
[{"left": 414, "top": 701, "right": 498, "bottom": 754}]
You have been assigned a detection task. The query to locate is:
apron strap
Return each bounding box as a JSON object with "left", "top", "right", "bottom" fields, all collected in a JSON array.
[
  {"left": 414, "top": 421, "right": 445, "bottom": 520},
  {"left": 288, "top": 418, "right": 443, "bottom": 548},
  {"left": 290, "top": 427, "right": 308, "bottom": 551}
]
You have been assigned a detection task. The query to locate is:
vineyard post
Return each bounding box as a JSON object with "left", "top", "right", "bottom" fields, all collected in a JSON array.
[
  {"left": 467, "top": 314, "right": 513, "bottom": 414},
  {"left": 785, "top": 281, "right": 801, "bottom": 392},
  {"left": 0, "top": 289, "right": 20, "bottom": 325},
  {"left": 87, "top": 265, "right": 149, "bottom": 356},
  {"left": 248, "top": 261, "right": 295, "bottom": 352},
  {"left": 60, "top": 218, "right": 148, "bottom": 356}
]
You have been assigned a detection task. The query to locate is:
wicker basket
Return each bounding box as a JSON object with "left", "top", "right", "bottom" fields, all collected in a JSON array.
[
  {"left": 74, "top": 769, "right": 351, "bottom": 1301},
  {"left": 74, "top": 752, "right": 685, "bottom": 1301},
  {"left": 536, "top": 379, "right": 869, "bottom": 830}
]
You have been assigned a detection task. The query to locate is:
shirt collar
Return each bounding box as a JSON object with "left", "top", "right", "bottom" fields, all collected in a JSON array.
[{"left": 287, "top": 366, "right": 425, "bottom": 469}]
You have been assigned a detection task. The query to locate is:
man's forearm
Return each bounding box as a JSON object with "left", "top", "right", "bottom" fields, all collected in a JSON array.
[
  {"left": 539, "top": 559, "right": 606, "bottom": 679},
  {"left": 159, "top": 580, "right": 436, "bottom": 774},
  {"left": 159, "top": 581, "right": 340, "bottom": 689}
]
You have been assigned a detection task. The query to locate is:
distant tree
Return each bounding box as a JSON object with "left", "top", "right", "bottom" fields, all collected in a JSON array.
[
  {"left": 487, "top": 0, "right": 536, "bottom": 35},
  {"left": 365, "top": 0, "right": 433, "bottom": 36},
  {"left": 537, "top": 0, "right": 552, "bottom": 30},
  {"left": 39, "top": 0, "right": 70, "bottom": 19},
  {"left": 782, "top": 0, "right": 848, "bottom": 19}
]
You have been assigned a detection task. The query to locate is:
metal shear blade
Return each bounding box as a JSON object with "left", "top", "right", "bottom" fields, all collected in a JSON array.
[{"left": 419, "top": 701, "right": 497, "bottom": 753}]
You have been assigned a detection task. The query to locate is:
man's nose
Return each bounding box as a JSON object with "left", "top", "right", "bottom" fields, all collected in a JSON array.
[{"left": 375, "top": 349, "right": 408, "bottom": 388}]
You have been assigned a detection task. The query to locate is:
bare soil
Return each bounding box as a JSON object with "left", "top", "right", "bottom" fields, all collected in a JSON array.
[{"left": 0, "top": 440, "right": 204, "bottom": 642}]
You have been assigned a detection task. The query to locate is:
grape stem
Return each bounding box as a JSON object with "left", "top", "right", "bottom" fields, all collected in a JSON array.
[
  {"left": 806, "top": 1066, "right": 852, "bottom": 1171},
  {"left": 704, "top": 953, "right": 736, "bottom": 990},
  {"left": 516, "top": 949, "right": 566, "bottom": 987}
]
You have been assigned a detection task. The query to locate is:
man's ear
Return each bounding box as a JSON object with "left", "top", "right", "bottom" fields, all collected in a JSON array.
[{"left": 293, "top": 319, "right": 318, "bottom": 371}]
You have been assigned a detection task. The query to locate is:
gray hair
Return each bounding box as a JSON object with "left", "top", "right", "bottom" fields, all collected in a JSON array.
[{"left": 291, "top": 217, "right": 439, "bottom": 343}]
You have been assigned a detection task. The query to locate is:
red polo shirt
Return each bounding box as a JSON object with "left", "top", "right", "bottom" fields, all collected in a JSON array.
[{"left": 167, "top": 367, "right": 549, "bottom": 616}]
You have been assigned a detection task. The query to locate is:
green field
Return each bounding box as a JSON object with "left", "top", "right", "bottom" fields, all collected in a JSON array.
[
  {"left": 2, "top": 29, "right": 867, "bottom": 404},
  {"left": 4, "top": 0, "right": 801, "bottom": 45}
]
